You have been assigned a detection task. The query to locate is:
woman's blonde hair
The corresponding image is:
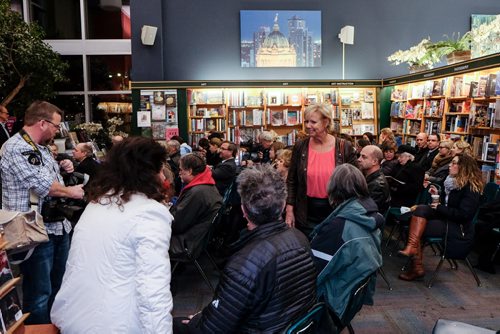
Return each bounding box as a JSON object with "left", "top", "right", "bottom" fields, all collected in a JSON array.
[
  {"left": 454, "top": 154, "right": 483, "bottom": 194},
  {"left": 379, "top": 128, "right": 395, "bottom": 144},
  {"left": 452, "top": 140, "right": 472, "bottom": 156},
  {"left": 277, "top": 149, "right": 292, "bottom": 168},
  {"left": 304, "top": 103, "right": 334, "bottom": 133}
]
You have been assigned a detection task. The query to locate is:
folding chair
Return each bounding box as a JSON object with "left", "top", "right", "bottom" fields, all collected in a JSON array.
[
  {"left": 284, "top": 302, "right": 331, "bottom": 334},
  {"left": 171, "top": 212, "right": 221, "bottom": 293}
]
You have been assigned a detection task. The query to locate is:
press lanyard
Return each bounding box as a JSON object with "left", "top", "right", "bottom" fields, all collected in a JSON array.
[{"left": 19, "top": 129, "right": 45, "bottom": 166}]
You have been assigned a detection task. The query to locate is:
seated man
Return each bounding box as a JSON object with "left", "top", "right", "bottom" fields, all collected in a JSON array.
[
  {"left": 170, "top": 153, "right": 222, "bottom": 259},
  {"left": 175, "top": 164, "right": 316, "bottom": 333},
  {"left": 73, "top": 142, "right": 100, "bottom": 179},
  {"left": 357, "top": 145, "right": 391, "bottom": 214},
  {"left": 211, "top": 140, "right": 237, "bottom": 196},
  {"left": 310, "top": 164, "right": 383, "bottom": 322}
]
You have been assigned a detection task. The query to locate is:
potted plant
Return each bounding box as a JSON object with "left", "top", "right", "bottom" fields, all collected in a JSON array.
[
  {"left": 387, "top": 38, "right": 441, "bottom": 73},
  {"left": 428, "top": 32, "right": 472, "bottom": 65}
]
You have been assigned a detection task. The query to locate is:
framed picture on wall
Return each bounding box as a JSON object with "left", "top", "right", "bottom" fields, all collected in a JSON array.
[
  {"left": 471, "top": 14, "right": 500, "bottom": 58},
  {"left": 240, "top": 10, "right": 321, "bottom": 68}
]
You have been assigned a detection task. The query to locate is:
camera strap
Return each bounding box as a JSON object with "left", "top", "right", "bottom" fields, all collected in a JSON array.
[{"left": 19, "top": 129, "right": 45, "bottom": 166}]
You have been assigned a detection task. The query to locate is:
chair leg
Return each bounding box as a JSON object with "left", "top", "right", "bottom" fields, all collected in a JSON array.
[
  {"left": 429, "top": 243, "right": 438, "bottom": 255},
  {"left": 385, "top": 222, "right": 399, "bottom": 248},
  {"left": 347, "top": 323, "right": 355, "bottom": 334},
  {"left": 464, "top": 257, "right": 482, "bottom": 287},
  {"left": 491, "top": 242, "right": 500, "bottom": 262},
  {"left": 401, "top": 257, "right": 411, "bottom": 272},
  {"left": 378, "top": 267, "right": 392, "bottom": 290},
  {"left": 193, "top": 259, "right": 216, "bottom": 293},
  {"left": 446, "top": 259, "right": 456, "bottom": 269},
  {"left": 205, "top": 249, "right": 222, "bottom": 276},
  {"left": 427, "top": 256, "right": 445, "bottom": 288}
]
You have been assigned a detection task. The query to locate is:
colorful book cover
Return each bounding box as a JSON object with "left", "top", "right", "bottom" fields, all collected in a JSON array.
[{"left": 270, "top": 110, "right": 284, "bottom": 125}]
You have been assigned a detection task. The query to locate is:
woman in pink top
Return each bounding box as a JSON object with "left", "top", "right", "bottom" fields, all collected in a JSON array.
[{"left": 286, "top": 103, "right": 357, "bottom": 237}]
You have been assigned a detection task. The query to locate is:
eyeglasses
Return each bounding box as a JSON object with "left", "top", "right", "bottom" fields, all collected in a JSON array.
[
  {"left": 221, "top": 147, "right": 231, "bottom": 151},
  {"left": 43, "top": 119, "right": 61, "bottom": 130}
]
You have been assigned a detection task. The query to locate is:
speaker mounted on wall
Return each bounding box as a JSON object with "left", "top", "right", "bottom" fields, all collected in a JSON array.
[{"left": 141, "top": 25, "right": 158, "bottom": 46}]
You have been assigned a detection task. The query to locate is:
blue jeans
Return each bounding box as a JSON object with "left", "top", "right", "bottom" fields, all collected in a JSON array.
[{"left": 20, "top": 231, "right": 70, "bottom": 324}]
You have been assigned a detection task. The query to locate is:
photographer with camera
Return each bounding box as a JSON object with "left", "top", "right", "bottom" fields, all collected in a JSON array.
[{"left": 0, "top": 101, "right": 84, "bottom": 325}]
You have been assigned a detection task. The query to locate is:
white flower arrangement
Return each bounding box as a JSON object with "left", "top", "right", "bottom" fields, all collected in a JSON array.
[
  {"left": 106, "top": 116, "right": 128, "bottom": 138},
  {"left": 471, "top": 15, "right": 500, "bottom": 58},
  {"left": 387, "top": 38, "right": 441, "bottom": 68},
  {"left": 75, "top": 122, "right": 103, "bottom": 137}
]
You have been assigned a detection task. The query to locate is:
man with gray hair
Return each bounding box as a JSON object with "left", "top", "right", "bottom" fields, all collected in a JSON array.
[
  {"left": 357, "top": 145, "right": 391, "bottom": 214},
  {"left": 175, "top": 164, "right": 316, "bottom": 333}
]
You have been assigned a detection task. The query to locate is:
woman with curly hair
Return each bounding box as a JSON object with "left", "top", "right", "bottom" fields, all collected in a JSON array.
[
  {"left": 52, "top": 137, "right": 174, "bottom": 333},
  {"left": 398, "top": 154, "right": 483, "bottom": 281}
]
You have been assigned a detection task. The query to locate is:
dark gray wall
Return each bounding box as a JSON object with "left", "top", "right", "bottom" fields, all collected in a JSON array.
[{"left": 131, "top": 0, "right": 500, "bottom": 81}]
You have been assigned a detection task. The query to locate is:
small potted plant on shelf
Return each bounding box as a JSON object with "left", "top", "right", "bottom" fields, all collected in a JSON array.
[
  {"left": 387, "top": 38, "right": 440, "bottom": 73},
  {"left": 428, "top": 32, "right": 472, "bottom": 65}
]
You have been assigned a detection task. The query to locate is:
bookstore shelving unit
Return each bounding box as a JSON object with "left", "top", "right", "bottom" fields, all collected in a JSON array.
[
  {"left": 0, "top": 235, "right": 29, "bottom": 334},
  {"left": 383, "top": 53, "right": 500, "bottom": 181},
  {"left": 185, "top": 86, "right": 378, "bottom": 146}
]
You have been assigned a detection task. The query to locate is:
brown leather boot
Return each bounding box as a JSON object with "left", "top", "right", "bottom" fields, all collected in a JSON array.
[
  {"left": 398, "top": 216, "right": 427, "bottom": 257},
  {"left": 399, "top": 244, "right": 425, "bottom": 281}
]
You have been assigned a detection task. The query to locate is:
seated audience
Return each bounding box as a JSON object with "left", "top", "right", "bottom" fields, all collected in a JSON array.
[
  {"left": 175, "top": 164, "right": 316, "bottom": 333},
  {"left": 357, "top": 145, "right": 391, "bottom": 213},
  {"left": 380, "top": 142, "right": 398, "bottom": 176},
  {"left": 387, "top": 145, "right": 425, "bottom": 208},
  {"left": 355, "top": 138, "right": 371, "bottom": 157},
  {"left": 413, "top": 132, "right": 429, "bottom": 166},
  {"left": 275, "top": 148, "right": 292, "bottom": 181},
  {"left": 424, "top": 139, "right": 453, "bottom": 188},
  {"left": 269, "top": 140, "right": 285, "bottom": 164},
  {"left": 51, "top": 137, "right": 173, "bottom": 333},
  {"left": 165, "top": 139, "right": 182, "bottom": 195},
  {"left": 418, "top": 133, "right": 440, "bottom": 172},
  {"left": 211, "top": 141, "right": 237, "bottom": 196},
  {"left": 170, "top": 153, "right": 222, "bottom": 258},
  {"left": 378, "top": 127, "right": 396, "bottom": 147},
  {"left": 310, "top": 164, "right": 383, "bottom": 322},
  {"left": 450, "top": 140, "right": 473, "bottom": 157},
  {"left": 73, "top": 142, "right": 100, "bottom": 178},
  {"left": 398, "top": 154, "right": 483, "bottom": 281},
  {"left": 207, "top": 137, "right": 222, "bottom": 167},
  {"left": 171, "top": 135, "right": 192, "bottom": 156},
  {"left": 362, "top": 131, "right": 376, "bottom": 145}
]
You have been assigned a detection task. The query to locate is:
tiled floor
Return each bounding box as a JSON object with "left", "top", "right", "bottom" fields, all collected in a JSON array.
[{"left": 172, "top": 245, "right": 500, "bottom": 333}]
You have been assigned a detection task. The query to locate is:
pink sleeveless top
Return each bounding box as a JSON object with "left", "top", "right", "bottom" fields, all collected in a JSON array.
[{"left": 306, "top": 142, "right": 336, "bottom": 198}]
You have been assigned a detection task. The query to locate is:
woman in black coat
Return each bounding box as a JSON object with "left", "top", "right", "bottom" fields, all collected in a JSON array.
[
  {"left": 398, "top": 154, "right": 483, "bottom": 281},
  {"left": 387, "top": 144, "right": 425, "bottom": 208}
]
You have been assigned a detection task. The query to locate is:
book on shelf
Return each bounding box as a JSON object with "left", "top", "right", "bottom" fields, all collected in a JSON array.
[
  {"left": 252, "top": 109, "right": 263, "bottom": 126},
  {"left": 364, "top": 89, "right": 374, "bottom": 102},
  {"left": 470, "top": 103, "right": 490, "bottom": 127},
  {"left": 390, "top": 119, "right": 404, "bottom": 133},
  {"left": 494, "top": 99, "right": 500, "bottom": 129},
  {"left": 407, "top": 120, "right": 421, "bottom": 135},
  {"left": 472, "top": 136, "right": 484, "bottom": 159},
  {"left": 352, "top": 92, "right": 361, "bottom": 102},
  {"left": 341, "top": 108, "right": 353, "bottom": 126},
  {"left": 191, "top": 90, "right": 224, "bottom": 104},
  {"left": 267, "top": 91, "right": 284, "bottom": 105},
  {"left": 405, "top": 103, "right": 416, "bottom": 119},
  {"left": 245, "top": 94, "right": 263, "bottom": 106},
  {"left": 305, "top": 94, "right": 318, "bottom": 105},
  {"left": 353, "top": 124, "right": 375, "bottom": 135},
  {"left": 462, "top": 75, "right": 473, "bottom": 97},
  {"left": 486, "top": 73, "right": 497, "bottom": 97},
  {"left": 270, "top": 110, "right": 284, "bottom": 126},
  {"left": 341, "top": 97, "right": 351, "bottom": 106},
  {"left": 286, "top": 94, "right": 302, "bottom": 106},
  {"left": 361, "top": 102, "right": 374, "bottom": 119},
  {"left": 152, "top": 122, "right": 167, "bottom": 140},
  {"left": 410, "top": 84, "right": 424, "bottom": 99},
  {"left": 0, "top": 287, "right": 23, "bottom": 332},
  {"left": 424, "top": 81, "right": 434, "bottom": 98},
  {"left": 414, "top": 102, "right": 424, "bottom": 119},
  {"left": 495, "top": 71, "right": 500, "bottom": 95},
  {"left": 424, "top": 120, "right": 441, "bottom": 134},
  {"left": 450, "top": 76, "right": 463, "bottom": 97},
  {"left": 340, "top": 128, "right": 353, "bottom": 135},
  {"left": 431, "top": 79, "right": 445, "bottom": 96},
  {"left": 477, "top": 76, "right": 488, "bottom": 97},
  {"left": 0, "top": 252, "right": 12, "bottom": 289},
  {"left": 244, "top": 110, "right": 253, "bottom": 126},
  {"left": 469, "top": 81, "right": 479, "bottom": 97},
  {"left": 481, "top": 164, "right": 496, "bottom": 183},
  {"left": 229, "top": 90, "right": 244, "bottom": 107},
  {"left": 285, "top": 110, "right": 299, "bottom": 125},
  {"left": 482, "top": 142, "right": 498, "bottom": 162},
  {"left": 352, "top": 108, "right": 362, "bottom": 121},
  {"left": 391, "top": 88, "right": 407, "bottom": 100}
]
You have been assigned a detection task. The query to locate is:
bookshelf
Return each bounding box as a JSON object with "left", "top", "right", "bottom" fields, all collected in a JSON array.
[
  {"left": 0, "top": 236, "right": 28, "bottom": 334},
  {"left": 187, "top": 86, "right": 378, "bottom": 146},
  {"left": 383, "top": 54, "right": 500, "bottom": 182}
]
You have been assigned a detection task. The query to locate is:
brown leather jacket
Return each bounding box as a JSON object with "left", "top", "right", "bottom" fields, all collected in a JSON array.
[{"left": 286, "top": 136, "right": 358, "bottom": 229}]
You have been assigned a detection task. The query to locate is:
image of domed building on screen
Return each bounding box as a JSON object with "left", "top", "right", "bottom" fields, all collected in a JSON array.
[{"left": 240, "top": 10, "right": 321, "bottom": 68}]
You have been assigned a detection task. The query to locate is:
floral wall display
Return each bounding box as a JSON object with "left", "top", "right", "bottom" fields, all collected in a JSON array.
[{"left": 470, "top": 14, "right": 500, "bottom": 58}]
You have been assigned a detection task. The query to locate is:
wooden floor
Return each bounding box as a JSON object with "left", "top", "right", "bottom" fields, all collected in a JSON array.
[{"left": 172, "top": 243, "right": 500, "bottom": 333}]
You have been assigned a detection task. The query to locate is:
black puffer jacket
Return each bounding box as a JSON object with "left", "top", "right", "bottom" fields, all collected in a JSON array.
[{"left": 191, "top": 221, "right": 316, "bottom": 333}]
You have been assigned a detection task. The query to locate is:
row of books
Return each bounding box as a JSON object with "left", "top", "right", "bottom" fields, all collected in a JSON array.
[
  {"left": 469, "top": 101, "right": 499, "bottom": 128},
  {"left": 265, "top": 109, "right": 302, "bottom": 126},
  {"left": 190, "top": 90, "right": 225, "bottom": 104},
  {"left": 404, "top": 119, "right": 422, "bottom": 135},
  {"left": 424, "top": 120, "right": 441, "bottom": 134},
  {"left": 450, "top": 73, "right": 499, "bottom": 98},
  {"left": 190, "top": 106, "right": 226, "bottom": 118},
  {"left": 228, "top": 127, "right": 262, "bottom": 145},
  {"left": 340, "top": 104, "right": 375, "bottom": 126},
  {"left": 445, "top": 115, "right": 470, "bottom": 133},
  {"left": 0, "top": 251, "right": 23, "bottom": 333},
  {"left": 471, "top": 134, "right": 500, "bottom": 163},
  {"left": 191, "top": 118, "right": 226, "bottom": 132}
]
